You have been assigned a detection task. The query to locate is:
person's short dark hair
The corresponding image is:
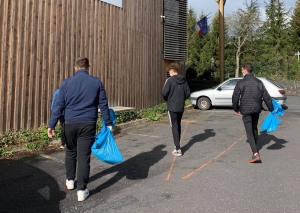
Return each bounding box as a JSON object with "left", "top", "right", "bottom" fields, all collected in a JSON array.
[
  {"left": 75, "top": 57, "right": 90, "bottom": 69},
  {"left": 166, "top": 63, "right": 179, "bottom": 73},
  {"left": 242, "top": 62, "right": 253, "bottom": 73}
]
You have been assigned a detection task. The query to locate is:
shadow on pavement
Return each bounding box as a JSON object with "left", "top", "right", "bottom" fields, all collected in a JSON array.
[
  {"left": 89, "top": 144, "right": 167, "bottom": 196},
  {"left": 0, "top": 158, "right": 66, "bottom": 213},
  {"left": 181, "top": 129, "right": 216, "bottom": 154},
  {"left": 258, "top": 133, "right": 289, "bottom": 151}
]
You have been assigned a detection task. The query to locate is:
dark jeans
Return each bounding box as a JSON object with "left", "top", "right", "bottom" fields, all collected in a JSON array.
[
  {"left": 168, "top": 111, "right": 183, "bottom": 148},
  {"left": 59, "top": 116, "right": 66, "bottom": 146},
  {"left": 242, "top": 113, "right": 260, "bottom": 154},
  {"left": 64, "top": 122, "right": 96, "bottom": 190}
]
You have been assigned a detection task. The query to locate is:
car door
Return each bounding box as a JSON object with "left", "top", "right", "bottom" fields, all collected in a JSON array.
[{"left": 213, "top": 79, "right": 240, "bottom": 106}]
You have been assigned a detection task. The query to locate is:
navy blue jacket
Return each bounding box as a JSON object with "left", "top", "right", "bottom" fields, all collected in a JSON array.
[{"left": 48, "top": 70, "right": 111, "bottom": 129}]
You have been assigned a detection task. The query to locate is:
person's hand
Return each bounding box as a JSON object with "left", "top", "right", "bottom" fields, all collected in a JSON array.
[
  {"left": 107, "top": 126, "right": 113, "bottom": 132},
  {"left": 48, "top": 128, "right": 55, "bottom": 138},
  {"left": 235, "top": 111, "right": 241, "bottom": 115}
]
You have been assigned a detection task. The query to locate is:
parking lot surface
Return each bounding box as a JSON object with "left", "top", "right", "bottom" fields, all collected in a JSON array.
[{"left": 1, "top": 96, "right": 299, "bottom": 213}]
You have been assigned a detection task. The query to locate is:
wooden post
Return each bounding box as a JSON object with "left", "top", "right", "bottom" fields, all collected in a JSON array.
[{"left": 218, "top": 0, "right": 225, "bottom": 83}]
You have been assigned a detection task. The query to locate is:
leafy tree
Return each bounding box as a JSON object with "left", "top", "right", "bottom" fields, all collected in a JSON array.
[{"left": 225, "top": 0, "right": 261, "bottom": 77}]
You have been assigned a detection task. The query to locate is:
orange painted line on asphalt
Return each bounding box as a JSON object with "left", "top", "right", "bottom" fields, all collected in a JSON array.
[
  {"left": 165, "top": 122, "right": 189, "bottom": 181},
  {"left": 182, "top": 171, "right": 195, "bottom": 179},
  {"left": 183, "top": 160, "right": 212, "bottom": 179},
  {"left": 238, "top": 134, "right": 246, "bottom": 141},
  {"left": 182, "top": 134, "right": 246, "bottom": 180},
  {"left": 213, "top": 151, "right": 226, "bottom": 160},
  {"left": 227, "top": 141, "right": 238, "bottom": 150},
  {"left": 166, "top": 155, "right": 177, "bottom": 180}
]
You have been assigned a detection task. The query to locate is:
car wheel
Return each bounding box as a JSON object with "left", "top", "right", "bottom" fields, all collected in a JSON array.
[
  {"left": 197, "top": 97, "right": 211, "bottom": 110},
  {"left": 262, "top": 102, "right": 268, "bottom": 111}
]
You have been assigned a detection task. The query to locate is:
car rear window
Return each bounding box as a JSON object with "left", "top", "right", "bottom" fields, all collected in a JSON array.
[{"left": 265, "top": 79, "right": 283, "bottom": 88}]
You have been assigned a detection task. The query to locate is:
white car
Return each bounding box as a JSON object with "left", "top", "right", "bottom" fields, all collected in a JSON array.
[{"left": 189, "top": 77, "right": 287, "bottom": 110}]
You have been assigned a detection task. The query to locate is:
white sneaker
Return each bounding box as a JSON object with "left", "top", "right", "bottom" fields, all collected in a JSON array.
[
  {"left": 66, "top": 179, "right": 74, "bottom": 190},
  {"left": 60, "top": 145, "right": 66, "bottom": 149},
  {"left": 77, "top": 188, "right": 89, "bottom": 201},
  {"left": 172, "top": 148, "right": 182, "bottom": 156}
]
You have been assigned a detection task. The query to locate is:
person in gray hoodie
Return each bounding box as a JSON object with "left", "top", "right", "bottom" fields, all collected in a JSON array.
[{"left": 162, "top": 63, "right": 191, "bottom": 156}]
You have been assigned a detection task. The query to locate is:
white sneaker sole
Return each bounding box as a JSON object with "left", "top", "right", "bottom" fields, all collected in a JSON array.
[
  {"left": 66, "top": 180, "right": 74, "bottom": 190},
  {"left": 77, "top": 189, "right": 89, "bottom": 201},
  {"left": 172, "top": 152, "right": 182, "bottom": 157}
]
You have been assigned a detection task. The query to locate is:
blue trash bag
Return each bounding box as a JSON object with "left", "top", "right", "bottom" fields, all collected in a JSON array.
[
  {"left": 92, "top": 120, "right": 124, "bottom": 164},
  {"left": 271, "top": 99, "right": 284, "bottom": 117},
  {"left": 261, "top": 113, "right": 281, "bottom": 133}
]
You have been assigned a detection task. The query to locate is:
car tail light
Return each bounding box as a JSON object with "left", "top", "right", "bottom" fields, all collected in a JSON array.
[{"left": 278, "top": 90, "right": 285, "bottom": 95}]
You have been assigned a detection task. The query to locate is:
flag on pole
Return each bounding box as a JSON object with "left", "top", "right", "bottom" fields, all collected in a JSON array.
[{"left": 195, "top": 16, "right": 208, "bottom": 36}]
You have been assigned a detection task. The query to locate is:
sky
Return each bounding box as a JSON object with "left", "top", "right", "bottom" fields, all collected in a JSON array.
[{"left": 188, "top": 0, "right": 297, "bottom": 22}]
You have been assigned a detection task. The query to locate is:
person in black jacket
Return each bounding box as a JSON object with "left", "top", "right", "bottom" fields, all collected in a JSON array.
[
  {"left": 162, "top": 63, "right": 191, "bottom": 156},
  {"left": 48, "top": 57, "right": 112, "bottom": 201},
  {"left": 232, "top": 62, "right": 274, "bottom": 163}
]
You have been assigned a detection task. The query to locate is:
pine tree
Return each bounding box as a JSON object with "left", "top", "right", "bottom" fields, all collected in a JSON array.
[
  {"left": 288, "top": 0, "right": 300, "bottom": 80},
  {"left": 261, "top": 0, "right": 291, "bottom": 78},
  {"left": 186, "top": 7, "right": 199, "bottom": 71},
  {"left": 186, "top": 8, "right": 219, "bottom": 79},
  {"left": 290, "top": 0, "right": 300, "bottom": 51}
]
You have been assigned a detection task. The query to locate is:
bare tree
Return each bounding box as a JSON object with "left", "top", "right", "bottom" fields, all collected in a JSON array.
[{"left": 226, "top": 0, "right": 261, "bottom": 77}]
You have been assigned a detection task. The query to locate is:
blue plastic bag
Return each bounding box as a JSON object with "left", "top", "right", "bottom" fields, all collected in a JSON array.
[
  {"left": 271, "top": 99, "right": 284, "bottom": 116},
  {"left": 261, "top": 113, "right": 281, "bottom": 133},
  {"left": 261, "top": 99, "right": 285, "bottom": 133},
  {"left": 92, "top": 121, "right": 124, "bottom": 164}
]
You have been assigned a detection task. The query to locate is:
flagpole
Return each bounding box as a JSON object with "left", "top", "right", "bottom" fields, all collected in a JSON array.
[{"left": 217, "top": 0, "right": 225, "bottom": 83}]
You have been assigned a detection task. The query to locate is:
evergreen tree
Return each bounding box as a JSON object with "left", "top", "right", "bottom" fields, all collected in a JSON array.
[
  {"left": 197, "top": 13, "right": 218, "bottom": 79},
  {"left": 288, "top": 0, "right": 300, "bottom": 80},
  {"left": 261, "top": 0, "right": 291, "bottom": 79},
  {"left": 186, "top": 7, "right": 199, "bottom": 71},
  {"left": 186, "top": 8, "right": 219, "bottom": 79}
]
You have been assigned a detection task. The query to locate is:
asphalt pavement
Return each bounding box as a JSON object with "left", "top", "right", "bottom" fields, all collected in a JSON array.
[{"left": 0, "top": 96, "right": 299, "bottom": 213}]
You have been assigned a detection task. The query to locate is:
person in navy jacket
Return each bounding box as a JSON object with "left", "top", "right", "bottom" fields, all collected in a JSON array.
[{"left": 48, "top": 57, "right": 112, "bottom": 201}]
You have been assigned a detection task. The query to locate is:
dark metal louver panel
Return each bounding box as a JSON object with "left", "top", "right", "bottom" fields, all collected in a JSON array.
[{"left": 163, "top": 0, "right": 187, "bottom": 61}]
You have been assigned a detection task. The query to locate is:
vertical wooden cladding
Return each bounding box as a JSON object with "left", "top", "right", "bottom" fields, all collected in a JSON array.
[{"left": 0, "top": 0, "right": 165, "bottom": 133}]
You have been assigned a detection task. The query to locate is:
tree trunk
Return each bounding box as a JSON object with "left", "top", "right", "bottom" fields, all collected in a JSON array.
[{"left": 235, "top": 37, "right": 241, "bottom": 77}]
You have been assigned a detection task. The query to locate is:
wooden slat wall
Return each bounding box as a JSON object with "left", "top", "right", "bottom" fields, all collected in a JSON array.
[{"left": 0, "top": 0, "right": 167, "bottom": 132}]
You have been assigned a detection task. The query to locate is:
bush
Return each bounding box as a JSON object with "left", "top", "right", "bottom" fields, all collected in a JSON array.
[
  {"left": 0, "top": 101, "right": 190, "bottom": 156},
  {"left": 138, "top": 103, "right": 167, "bottom": 122},
  {"left": 0, "top": 125, "right": 61, "bottom": 149}
]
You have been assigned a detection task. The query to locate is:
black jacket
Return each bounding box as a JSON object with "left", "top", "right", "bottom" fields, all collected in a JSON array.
[
  {"left": 232, "top": 74, "right": 274, "bottom": 115},
  {"left": 162, "top": 75, "right": 191, "bottom": 112}
]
